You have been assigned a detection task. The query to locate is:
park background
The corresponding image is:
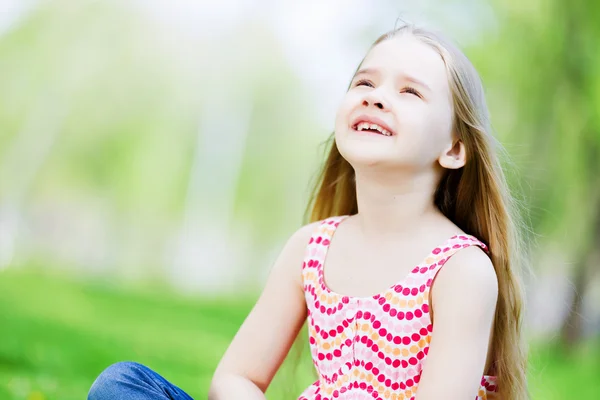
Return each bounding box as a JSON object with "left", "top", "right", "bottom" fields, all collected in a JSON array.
[{"left": 0, "top": 0, "right": 599, "bottom": 399}]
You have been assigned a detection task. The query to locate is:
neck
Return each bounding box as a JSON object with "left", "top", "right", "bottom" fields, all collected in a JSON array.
[{"left": 352, "top": 167, "right": 445, "bottom": 239}]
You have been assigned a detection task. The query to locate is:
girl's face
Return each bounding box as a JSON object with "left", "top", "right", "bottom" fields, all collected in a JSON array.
[{"left": 335, "top": 34, "right": 458, "bottom": 172}]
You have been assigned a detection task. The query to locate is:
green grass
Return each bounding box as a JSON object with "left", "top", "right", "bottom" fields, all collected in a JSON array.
[{"left": 0, "top": 269, "right": 598, "bottom": 399}]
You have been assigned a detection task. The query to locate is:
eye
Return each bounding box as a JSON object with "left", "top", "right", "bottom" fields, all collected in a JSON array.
[
  {"left": 401, "top": 86, "right": 421, "bottom": 98},
  {"left": 354, "top": 79, "right": 374, "bottom": 88}
]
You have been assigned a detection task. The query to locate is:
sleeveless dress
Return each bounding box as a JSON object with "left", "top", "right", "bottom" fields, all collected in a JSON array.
[{"left": 298, "top": 216, "right": 498, "bottom": 400}]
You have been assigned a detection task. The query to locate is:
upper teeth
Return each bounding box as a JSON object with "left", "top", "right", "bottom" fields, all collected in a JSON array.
[{"left": 356, "top": 122, "right": 392, "bottom": 136}]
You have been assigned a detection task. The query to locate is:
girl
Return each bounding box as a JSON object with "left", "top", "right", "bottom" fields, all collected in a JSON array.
[{"left": 88, "top": 23, "right": 528, "bottom": 400}]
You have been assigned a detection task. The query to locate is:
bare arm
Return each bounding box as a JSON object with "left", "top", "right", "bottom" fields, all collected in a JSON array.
[
  {"left": 208, "top": 222, "right": 319, "bottom": 399},
  {"left": 415, "top": 247, "right": 498, "bottom": 400}
]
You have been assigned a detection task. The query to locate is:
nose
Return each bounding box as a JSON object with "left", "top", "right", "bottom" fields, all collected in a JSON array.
[{"left": 361, "top": 90, "right": 389, "bottom": 111}]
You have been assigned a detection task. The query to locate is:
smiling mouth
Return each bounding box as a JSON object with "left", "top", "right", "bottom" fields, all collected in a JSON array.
[{"left": 352, "top": 122, "right": 393, "bottom": 136}]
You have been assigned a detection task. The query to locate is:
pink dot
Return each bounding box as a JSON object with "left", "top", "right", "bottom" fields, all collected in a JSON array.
[
  {"left": 316, "top": 237, "right": 322, "bottom": 244},
  {"left": 411, "top": 288, "right": 418, "bottom": 296},
  {"left": 402, "top": 288, "right": 411, "bottom": 296},
  {"left": 397, "top": 312, "right": 405, "bottom": 320},
  {"left": 432, "top": 248, "right": 441, "bottom": 254},
  {"left": 389, "top": 309, "right": 397, "bottom": 317},
  {"left": 422, "top": 304, "right": 429, "bottom": 313}
]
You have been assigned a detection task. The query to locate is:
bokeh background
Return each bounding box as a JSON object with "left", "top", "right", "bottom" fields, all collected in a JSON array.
[{"left": 1, "top": 0, "right": 599, "bottom": 399}]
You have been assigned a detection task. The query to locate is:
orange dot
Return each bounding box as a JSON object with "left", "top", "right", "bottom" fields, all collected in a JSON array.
[
  {"left": 399, "top": 299, "right": 407, "bottom": 308},
  {"left": 361, "top": 324, "right": 369, "bottom": 332},
  {"left": 408, "top": 300, "right": 416, "bottom": 308},
  {"left": 410, "top": 345, "right": 419, "bottom": 354},
  {"left": 371, "top": 333, "right": 380, "bottom": 341},
  {"left": 393, "top": 348, "right": 401, "bottom": 356},
  {"left": 402, "top": 349, "right": 410, "bottom": 357}
]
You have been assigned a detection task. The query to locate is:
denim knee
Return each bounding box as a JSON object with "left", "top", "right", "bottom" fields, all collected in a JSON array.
[{"left": 88, "top": 361, "right": 144, "bottom": 400}]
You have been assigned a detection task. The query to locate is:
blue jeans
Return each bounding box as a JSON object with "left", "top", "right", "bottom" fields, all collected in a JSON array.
[{"left": 88, "top": 362, "right": 194, "bottom": 400}]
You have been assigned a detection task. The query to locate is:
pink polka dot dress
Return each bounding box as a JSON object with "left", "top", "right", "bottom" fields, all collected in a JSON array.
[{"left": 298, "top": 216, "right": 498, "bottom": 400}]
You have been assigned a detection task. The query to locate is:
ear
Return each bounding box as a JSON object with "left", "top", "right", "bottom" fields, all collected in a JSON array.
[{"left": 437, "top": 138, "right": 466, "bottom": 169}]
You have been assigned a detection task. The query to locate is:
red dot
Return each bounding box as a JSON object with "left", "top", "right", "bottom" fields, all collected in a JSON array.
[
  {"left": 364, "top": 311, "right": 371, "bottom": 319},
  {"left": 377, "top": 374, "right": 385, "bottom": 383},
  {"left": 334, "top": 349, "right": 342, "bottom": 357},
  {"left": 365, "top": 362, "right": 373, "bottom": 370},
  {"left": 402, "top": 336, "right": 411, "bottom": 345},
  {"left": 411, "top": 288, "right": 418, "bottom": 296},
  {"left": 432, "top": 248, "right": 441, "bottom": 254},
  {"left": 385, "top": 357, "right": 392, "bottom": 365},
  {"left": 406, "top": 312, "right": 414, "bottom": 320},
  {"left": 316, "top": 237, "right": 322, "bottom": 244},
  {"left": 379, "top": 328, "right": 387, "bottom": 336},
  {"left": 392, "top": 359, "right": 400, "bottom": 368},
  {"left": 383, "top": 304, "right": 390, "bottom": 312},
  {"left": 360, "top": 382, "right": 367, "bottom": 390},
  {"left": 372, "top": 367, "right": 379, "bottom": 375},
  {"left": 414, "top": 309, "right": 423, "bottom": 318},
  {"left": 385, "top": 379, "right": 391, "bottom": 387},
  {"left": 393, "top": 336, "right": 401, "bottom": 345},
  {"left": 378, "top": 297, "right": 386, "bottom": 305},
  {"left": 391, "top": 382, "right": 399, "bottom": 390},
  {"left": 409, "top": 357, "right": 418, "bottom": 365},
  {"left": 411, "top": 333, "right": 421, "bottom": 342},
  {"left": 373, "top": 320, "right": 381, "bottom": 329},
  {"left": 422, "top": 304, "right": 429, "bottom": 313},
  {"left": 337, "top": 326, "right": 344, "bottom": 334},
  {"left": 389, "top": 309, "right": 397, "bottom": 317},
  {"left": 406, "top": 378, "right": 414, "bottom": 387},
  {"left": 397, "top": 311, "right": 405, "bottom": 320},
  {"left": 357, "top": 311, "right": 363, "bottom": 319},
  {"left": 402, "top": 288, "right": 411, "bottom": 296}
]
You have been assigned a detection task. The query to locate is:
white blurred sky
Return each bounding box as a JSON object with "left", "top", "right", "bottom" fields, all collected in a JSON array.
[{"left": 0, "top": 0, "right": 497, "bottom": 127}]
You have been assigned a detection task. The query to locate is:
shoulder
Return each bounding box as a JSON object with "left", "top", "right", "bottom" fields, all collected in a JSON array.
[
  {"left": 272, "top": 220, "right": 324, "bottom": 286},
  {"left": 433, "top": 245, "right": 498, "bottom": 309}
]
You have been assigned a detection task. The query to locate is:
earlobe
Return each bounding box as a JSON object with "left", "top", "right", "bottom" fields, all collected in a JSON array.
[{"left": 438, "top": 139, "right": 466, "bottom": 170}]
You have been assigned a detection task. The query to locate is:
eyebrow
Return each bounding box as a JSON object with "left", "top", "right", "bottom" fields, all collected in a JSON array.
[{"left": 354, "top": 67, "right": 432, "bottom": 92}]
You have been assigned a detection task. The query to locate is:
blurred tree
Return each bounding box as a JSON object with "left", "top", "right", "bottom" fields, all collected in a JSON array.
[{"left": 477, "top": 0, "right": 600, "bottom": 346}]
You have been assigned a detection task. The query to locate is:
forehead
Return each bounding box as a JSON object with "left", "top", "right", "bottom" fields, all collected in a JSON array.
[{"left": 361, "top": 34, "right": 450, "bottom": 94}]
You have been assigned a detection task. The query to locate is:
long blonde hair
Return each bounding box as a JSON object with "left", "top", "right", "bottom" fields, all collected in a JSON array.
[{"left": 305, "top": 25, "right": 529, "bottom": 400}]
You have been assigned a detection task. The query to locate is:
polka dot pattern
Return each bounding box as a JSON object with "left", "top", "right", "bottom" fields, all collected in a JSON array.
[{"left": 297, "top": 216, "right": 498, "bottom": 400}]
